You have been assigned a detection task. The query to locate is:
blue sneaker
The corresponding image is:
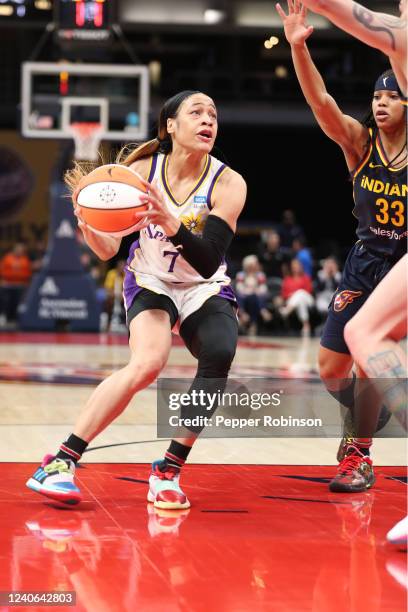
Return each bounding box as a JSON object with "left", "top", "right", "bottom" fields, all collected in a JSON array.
[
  {"left": 147, "top": 460, "right": 190, "bottom": 510},
  {"left": 26, "top": 455, "right": 82, "bottom": 505}
]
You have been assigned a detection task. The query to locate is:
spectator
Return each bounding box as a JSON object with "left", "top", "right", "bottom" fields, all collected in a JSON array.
[
  {"left": 292, "top": 237, "right": 313, "bottom": 277},
  {"left": 0, "top": 243, "right": 32, "bottom": 323},
  {"left": 278, "top": 258, "right": 314, "bottom": 336},
  {"left": 28, "top": 240, "right": 47, "bottom": 272},
  {"left": 277, "top": 209, "right": 305, "bottom": 253},
  {"left": 315, "top": 257, "right": 342, "bottom": 317},
  {"left": 258, "top": 230, "right": 286, "bottom": 279},
  {"left": 235, "top": 254, "right": 272, "bottom": 335}
]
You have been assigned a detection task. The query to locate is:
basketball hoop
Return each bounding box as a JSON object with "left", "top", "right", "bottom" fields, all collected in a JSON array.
[{"left": 70, "top": 122, "right": 103, "bottom": 161}]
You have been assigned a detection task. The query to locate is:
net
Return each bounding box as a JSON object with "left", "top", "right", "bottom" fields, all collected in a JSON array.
[{"left": 70, "top": 122, "right": 103, "bottom": 161}]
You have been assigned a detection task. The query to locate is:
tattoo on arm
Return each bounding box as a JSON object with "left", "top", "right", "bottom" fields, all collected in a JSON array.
[
  {"left": 366, "top": 350, "right": 406, "bottom": 378},
  {"left": 366, "top": 350, "right": 407, "bottom": 431},
  {"left": 352, "top": 3, "right": 401, "bottom": 51}
]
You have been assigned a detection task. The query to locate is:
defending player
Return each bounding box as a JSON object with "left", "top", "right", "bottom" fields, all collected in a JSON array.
[
  {"left": 276, "top": 1, "right": 407, "bottom": 492},
  {"left": 298, "top": 0, "right": 408, "bottom": 546},
  {"left": 26, "top": 91, "right": 247, "bottom": 509}
]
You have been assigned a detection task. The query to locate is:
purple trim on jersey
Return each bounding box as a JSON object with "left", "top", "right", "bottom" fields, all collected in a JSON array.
[
  {"left": 161, "top": 154, "right": 211, "bottom": 206},
  {"left": 124, "top": 240, "right": 142, "bottom": 311},
  {"left": 148, "top": 154, "right": 158, "bottom": 183},
  {"left": 207, "top": 164, "right": 226, "bottom": 210},
  {"left": 217, "top": 283, "right": 237, "bottom": 304},
  {"left": 123, "top": 269, "right": 144, "bottom": 312},
  {"left": 126, "top": 239, "right": 140, "bottom": 267}
]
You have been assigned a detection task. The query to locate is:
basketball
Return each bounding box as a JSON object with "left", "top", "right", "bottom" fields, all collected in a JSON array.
[{"left": 74, "top": 164, "right": 149, "bottom": 237}]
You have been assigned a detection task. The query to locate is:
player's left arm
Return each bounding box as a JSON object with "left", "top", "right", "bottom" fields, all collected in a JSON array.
[
  {"left": 167, "top": 169, "right": 246, "bottom": 277},
  {"left": 210, "top": 168, "right": 247, "bottom": 232},
  {"left": 133, "top": 170, "right": 246, "bottom": 278}
]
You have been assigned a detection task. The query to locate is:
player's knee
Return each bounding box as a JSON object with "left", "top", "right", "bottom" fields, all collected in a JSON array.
[
  {"left": 318, "top": 351, "right": 335, "bottom": 379},
  {"left": 199, "top": 343, "right": 236, "bottom": 377},
  {"left": 318, "top": 350, "right": 349, "bottom": 380},
  {"left": 127, "top": 355, "right": 165, "bottom": 388}
]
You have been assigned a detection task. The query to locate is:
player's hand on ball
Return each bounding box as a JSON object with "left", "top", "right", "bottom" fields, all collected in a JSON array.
[{"left": 133, "top": 179, "right": 169, "bottom": 228}]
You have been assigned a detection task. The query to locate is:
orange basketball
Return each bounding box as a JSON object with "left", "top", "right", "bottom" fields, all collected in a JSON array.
[{"left": 74, "top": 164, "right": 149, "bottom": 237}]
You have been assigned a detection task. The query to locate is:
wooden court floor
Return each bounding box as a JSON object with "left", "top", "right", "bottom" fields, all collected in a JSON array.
[{"left": 0, "top": 332, "right": 406, "bottom": 465}]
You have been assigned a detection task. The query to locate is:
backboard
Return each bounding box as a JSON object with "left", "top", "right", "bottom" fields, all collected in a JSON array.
[{"left": 21, "top": 62, "right": 150, "bottom": 141}]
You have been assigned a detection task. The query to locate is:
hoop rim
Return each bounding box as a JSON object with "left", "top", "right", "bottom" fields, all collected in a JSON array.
[{"left": 69, "top": 121, "right": 103, "bottom": 134}]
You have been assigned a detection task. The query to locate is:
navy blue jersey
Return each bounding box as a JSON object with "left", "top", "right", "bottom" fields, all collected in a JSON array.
[{"left": 352, "top": 128, "right": 407, "bottom": 259}]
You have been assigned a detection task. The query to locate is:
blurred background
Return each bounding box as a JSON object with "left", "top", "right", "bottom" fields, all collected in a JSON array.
[{"left": 0, "top": 0, "right": 397, "bottom": 336}]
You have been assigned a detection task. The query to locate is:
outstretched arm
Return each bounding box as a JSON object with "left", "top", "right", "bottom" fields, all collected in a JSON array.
[
  {"left": 299, "top": 0, "right": 407, "bottom": 58},
  {"left": 276, "top": 1, "right": 366, "bottom": 157}
]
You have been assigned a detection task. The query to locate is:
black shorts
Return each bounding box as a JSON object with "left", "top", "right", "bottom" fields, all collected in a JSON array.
[
  {"left": 126, "top": 289, "right": 237, "bottom": 353},
  {"left": 126, "top": 289, "right": 179, "bottom": 329},
  {"left": 321, "top": 241, "right": 400, "bottom": 354}
]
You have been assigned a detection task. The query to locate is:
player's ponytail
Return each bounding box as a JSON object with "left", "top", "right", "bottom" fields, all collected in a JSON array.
[
  {"left": 117, "top": 138, "right": 161, "bottom": 166},
  {"left": 65, "top": 160, "right": 98, "bottom": 194}
]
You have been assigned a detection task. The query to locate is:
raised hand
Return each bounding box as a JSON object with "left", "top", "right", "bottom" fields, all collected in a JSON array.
[{"left": 276, "top": 1, "right": 314, "bottom": 46}]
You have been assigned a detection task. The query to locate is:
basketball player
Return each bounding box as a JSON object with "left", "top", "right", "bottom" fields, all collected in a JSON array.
[
  {"left": 296, "top": 0, "right": 408, "bottom": 546},
  {"left": 277, "top": 1, "right": 407, "bottom": 492},
  {"left": 26, "top": 91, "right": 247, "bottom": 509}
]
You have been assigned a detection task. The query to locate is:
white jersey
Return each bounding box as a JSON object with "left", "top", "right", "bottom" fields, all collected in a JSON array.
[{"left": 127, "top": 152, "right": 230, "bottom": 283}]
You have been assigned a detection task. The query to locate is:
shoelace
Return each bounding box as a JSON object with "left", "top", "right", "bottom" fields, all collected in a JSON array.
[
  {"left": 153, "top": 465, "right": 178, "bottom": 481},
  {"left": 338, "top": 453, "right": 366, "bottom": 475},
  {"left": 44, "top": 459, "right": 72, "bottom": 475}
]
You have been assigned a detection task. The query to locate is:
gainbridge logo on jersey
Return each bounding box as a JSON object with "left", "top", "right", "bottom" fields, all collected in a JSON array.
[{"left": 370, "top": 226, "right": 408, "bottom": 240}]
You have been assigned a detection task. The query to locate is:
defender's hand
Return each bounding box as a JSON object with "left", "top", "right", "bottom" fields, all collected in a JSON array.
[{"left": 276, "top": 1, "right": 314, "bottom": 47}]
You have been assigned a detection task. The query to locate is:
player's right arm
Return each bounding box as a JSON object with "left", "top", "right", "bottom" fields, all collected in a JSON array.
[
  {"left": 276, "top": 1, "right": 368, "bottom": 168},
  {"left": 299, "top": 0, "right": 407, "bottom": 61},
  {"left": 72, "top": 157, "right": 152, "bottom": 261},
  {"left": 72, "top": 194, "right": 121, "bottom": 261}
]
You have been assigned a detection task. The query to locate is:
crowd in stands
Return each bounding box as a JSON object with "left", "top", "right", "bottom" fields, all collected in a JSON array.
[
  {"left": 0, "top": 209, "right": 342, "bottom": 336},
  {"left": 234, "top": 210, "right": 342, "bottom": 337}
]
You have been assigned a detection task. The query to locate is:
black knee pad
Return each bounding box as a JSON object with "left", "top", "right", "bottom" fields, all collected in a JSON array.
[
  {"left": 197, "top": 342, "right": 236, "bottom": 378},
  {"left": 178, "top": 296, "right": 239, "bottom": 434}
]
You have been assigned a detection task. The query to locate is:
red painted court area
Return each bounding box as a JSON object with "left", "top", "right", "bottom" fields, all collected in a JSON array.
[{"left": 1, "top": 463, "right": 406, "bottom": 611}]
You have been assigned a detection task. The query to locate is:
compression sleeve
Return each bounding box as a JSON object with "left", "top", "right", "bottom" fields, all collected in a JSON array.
[{"left": 168, "top": 214, "right": 234, "bottom": 279}]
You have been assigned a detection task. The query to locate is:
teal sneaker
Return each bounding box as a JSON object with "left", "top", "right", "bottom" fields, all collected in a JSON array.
[{"left": 26, "top": 455, "right": 82, "bottom": 505}]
